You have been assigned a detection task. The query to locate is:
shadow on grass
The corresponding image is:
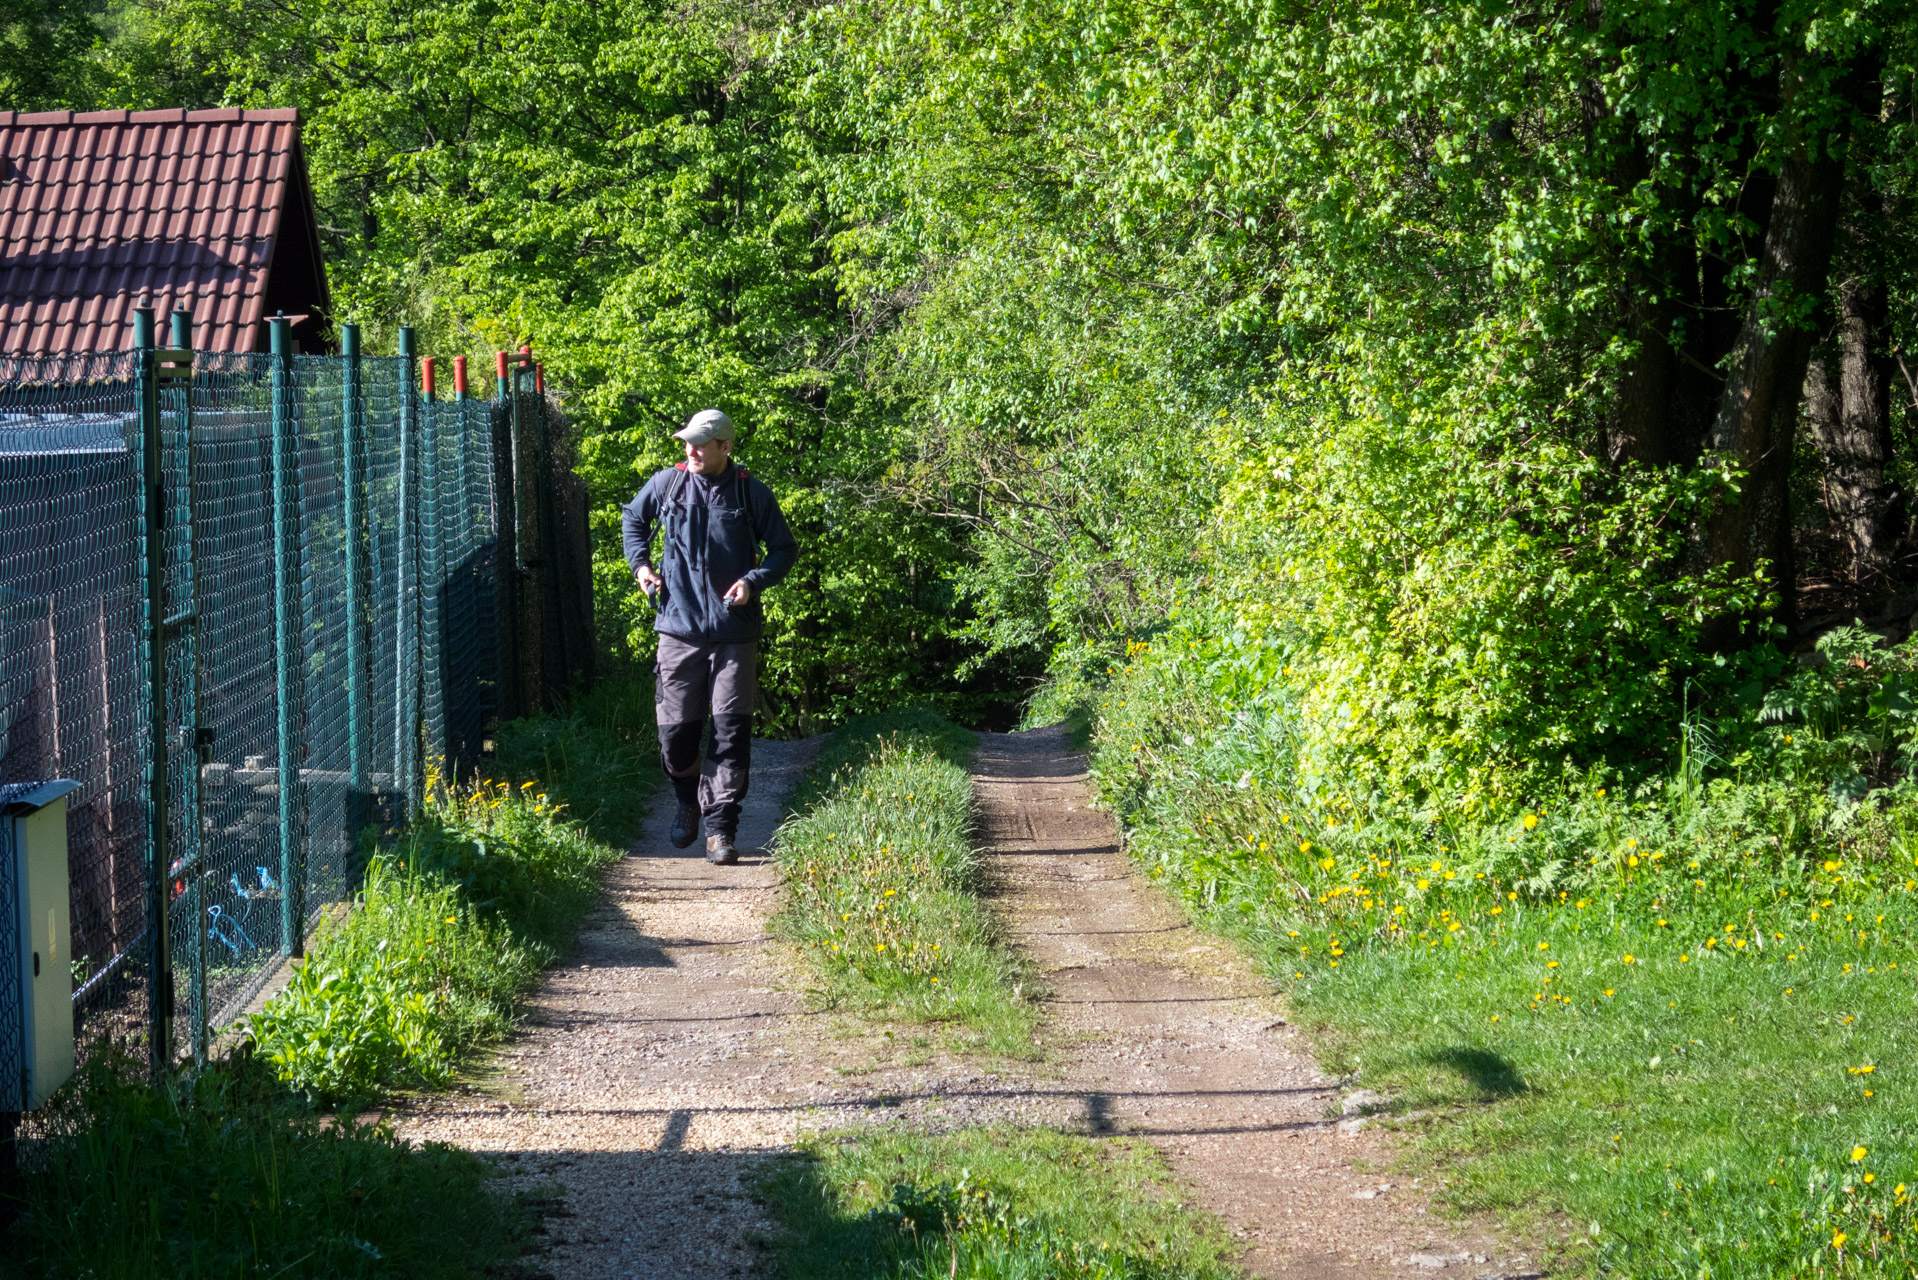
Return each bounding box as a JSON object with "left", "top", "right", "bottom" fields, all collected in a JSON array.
[
  {"left": 759, "top": 1127, "right": 1238, "bottom": 1280},
  {"left": 6, "top": 1050, "right": 538, "bottom": 1280},
  {"left": 1417, "top": 1045, "right": 1528, "bottom": 1099}
]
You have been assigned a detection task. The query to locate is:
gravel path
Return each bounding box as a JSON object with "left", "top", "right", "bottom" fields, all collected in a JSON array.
[
  {"left": 972, "top": 728, "right": 1532, "bottom": 1280},
  {"left": 396, "top": 728, "right": 1536, "bottom": 1280},
  {"left": 395, "top": 738, "right": 826, "bottom": 1280}
]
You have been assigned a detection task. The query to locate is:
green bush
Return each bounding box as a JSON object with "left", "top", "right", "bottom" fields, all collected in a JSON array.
[{"left": 773, "top": 709, "right": 1037, "bottom": 1052}]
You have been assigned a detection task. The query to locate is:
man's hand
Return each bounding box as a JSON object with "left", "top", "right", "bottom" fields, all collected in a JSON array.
[
  {"left": 724, "top": 579, "right": 754, "bottom": 607},
  {"left": 636, "top": 564, "right": 662, "bottom": 596}
]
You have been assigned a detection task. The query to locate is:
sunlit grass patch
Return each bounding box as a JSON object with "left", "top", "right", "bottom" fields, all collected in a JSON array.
[
  {"left": 1081, "top": 650, "right": 1918, "bottom": 1277},
  {"left": 762, "top": 1126, "right": 1235, "bottom": 1280},
  {"left": 773, "top": 708, "right": 1038, "bottom": 1055},
  {"left": 251, "top": 777, "right": 621, "bottom": 1099},
  {"left": 249, "top": 673, "right": 653, "bottom": 1100}
]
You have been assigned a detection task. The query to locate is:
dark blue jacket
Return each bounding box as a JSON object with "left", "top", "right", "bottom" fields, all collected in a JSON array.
[{"left": 620, "top": 462, "right": 799, "bottom": 644}]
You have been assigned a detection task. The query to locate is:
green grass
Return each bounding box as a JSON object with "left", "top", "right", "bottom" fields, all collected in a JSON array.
[
  {"left": 772, "top": 707, "right": 1039, "bottom": 1055},
  {"left": 1069, "top": 658, "right": 1918, "bottom": 1277},
  {"left": 250, "top": 672, "right": 654, "bottom": 1099},
  {"left": 487, "top": 670, "right": 656, "bottom": 847},
  {"left": 5, "top": 1049, "right": 534, "bottom": 1280},
  {"left": 1294, "top": 882, "right": 1918, "bottom": 1278},
  {"left": 761, "top": 1126, "right": 1237, "bottom": 1280}
]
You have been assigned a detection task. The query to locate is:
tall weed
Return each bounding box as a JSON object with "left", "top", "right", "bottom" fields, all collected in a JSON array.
[
  {"left": 250, "top": 673, "right": 652, "bottom": 1100},
  {"left": 251, "top": 781, "right": 619, "bottom": 1099}
]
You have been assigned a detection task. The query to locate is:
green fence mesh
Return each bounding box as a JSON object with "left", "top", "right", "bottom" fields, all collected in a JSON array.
[
  {"left": 177, "top": 354, "right": 284, "bottom": 1049},
  {"left": 0, "top": 352, "right": 148, "bottom": 1089},
  {"left": 424, "top": 396, "right": 500, "bottom": 780},
  {"left": 0, "top": 344, "right": 516, "bottom": 1072}
]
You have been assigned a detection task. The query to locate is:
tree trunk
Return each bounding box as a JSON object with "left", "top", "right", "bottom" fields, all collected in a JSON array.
[
  {"left": 1698, "top": 54, "right": 1849, "bottom": 647},
  {"left": 1808, "top": 278, "right": 1899, "bottom": 589}
]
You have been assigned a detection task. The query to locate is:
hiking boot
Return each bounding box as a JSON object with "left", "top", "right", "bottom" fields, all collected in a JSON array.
[
  {"left": 670, "top": 803, "right": 699, "bottom": 849},
  {"left": 704, "top": 833, "right": 739, "bottom": 866}
]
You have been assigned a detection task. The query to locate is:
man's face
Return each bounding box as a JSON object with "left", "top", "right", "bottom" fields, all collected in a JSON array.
[{"left": 683, "top": 436, "right": 732, "bottom": 477}]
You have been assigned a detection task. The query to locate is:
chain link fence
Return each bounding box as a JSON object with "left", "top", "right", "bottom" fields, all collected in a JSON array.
[{"left": 0, "top": 328, "right": 587, "bottom": 1083}]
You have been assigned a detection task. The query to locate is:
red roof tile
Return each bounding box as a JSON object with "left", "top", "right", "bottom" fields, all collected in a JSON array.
[{"left": 0, "top": 108, "right": 329, "bottom": 354}]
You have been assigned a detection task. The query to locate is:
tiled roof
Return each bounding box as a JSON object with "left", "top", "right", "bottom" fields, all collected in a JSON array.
[{"left": 0, "top": 108, "right": 330, "bottom": 354}]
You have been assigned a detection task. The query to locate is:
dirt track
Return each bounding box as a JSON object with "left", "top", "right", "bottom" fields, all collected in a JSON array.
[{"left": 396, "top": 728, "right": 1535, "bottom": 1279}]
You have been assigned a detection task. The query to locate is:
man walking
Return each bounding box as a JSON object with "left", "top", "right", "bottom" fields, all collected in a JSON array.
[{"left": 621, "top": 409, "right": 799, "bottom": 864}]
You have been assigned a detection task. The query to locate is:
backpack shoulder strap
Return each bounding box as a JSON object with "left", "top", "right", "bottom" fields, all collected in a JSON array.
[{"left": 659, "top": 464, "right": 692, "bottom": 574}]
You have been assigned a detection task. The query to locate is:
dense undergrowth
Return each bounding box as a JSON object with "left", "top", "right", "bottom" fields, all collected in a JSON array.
[
  {"left": 1037, "top": 626, "right": 1918, "bottom": 1277},
  {"left": 763, "top": 1126, "right": 1234, "bottom": 1280},
  {"left": 773, "top": 708, "right": 1037, "bottom": 1054},
  {"left": 6, "top": 674, "right": 654, "bottom": 1279}
]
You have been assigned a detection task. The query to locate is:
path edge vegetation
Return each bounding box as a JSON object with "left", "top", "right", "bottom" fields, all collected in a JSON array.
[
  {"left": 6, "top": 674, "right": 657, "bottom": 1280},
  {"left": 771, "top": 707, "right": 1039, "bottom": 1057},
  {"left": 759, "top": 1126, "right": 1238, "bottom": 1280},
  {"left": 1033, "top": 637, "right": 1918, "bottom": 1279}
]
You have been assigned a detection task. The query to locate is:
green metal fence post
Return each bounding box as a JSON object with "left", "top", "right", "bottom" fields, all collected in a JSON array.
[
  {"left": 420, "top": 357, "right": 443, "bottom": 774},
  {"left": 341, "top": 324, "right": 369, "bottom": 804},
  {"left": 167, "top": 308, "right": 211, "bottom": 1067},
  {"left": 269, "top": 315, "right": 304, "bottom": 957},
  {"left": 396, "top": 328, "right": 419, "bottom": 813},
  {"left": 136, "top": 305, "right": 171, "bottom": 1081}
]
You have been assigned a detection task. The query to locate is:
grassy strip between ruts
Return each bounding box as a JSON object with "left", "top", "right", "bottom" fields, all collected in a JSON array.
[
  {"left": 772, "top": 707, "right": 1039, "bottom": 1055},
  {"left": 762, "top": 1126, "right": 1238, "bottom": 1280},
  {"left": 1049, "top": 653, "right": 1918, "bottom": 1280},
  {"left": 5, "top": 674, "right": 655, "bottom": 1280}
]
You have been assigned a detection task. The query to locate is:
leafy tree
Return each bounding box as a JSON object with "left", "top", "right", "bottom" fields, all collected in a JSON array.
[{"left": 0, "top": 0, "right": 105, "bottom": 108}]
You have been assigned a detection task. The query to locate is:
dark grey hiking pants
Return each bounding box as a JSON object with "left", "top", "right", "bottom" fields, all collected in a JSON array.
[{"left": 654, "top": 634, "right": 757, "bottom": 838}]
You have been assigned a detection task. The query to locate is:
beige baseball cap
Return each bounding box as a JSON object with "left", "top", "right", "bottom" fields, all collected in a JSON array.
[{"left": 674, "top": 409, "right": 735, "bottom": 445}]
